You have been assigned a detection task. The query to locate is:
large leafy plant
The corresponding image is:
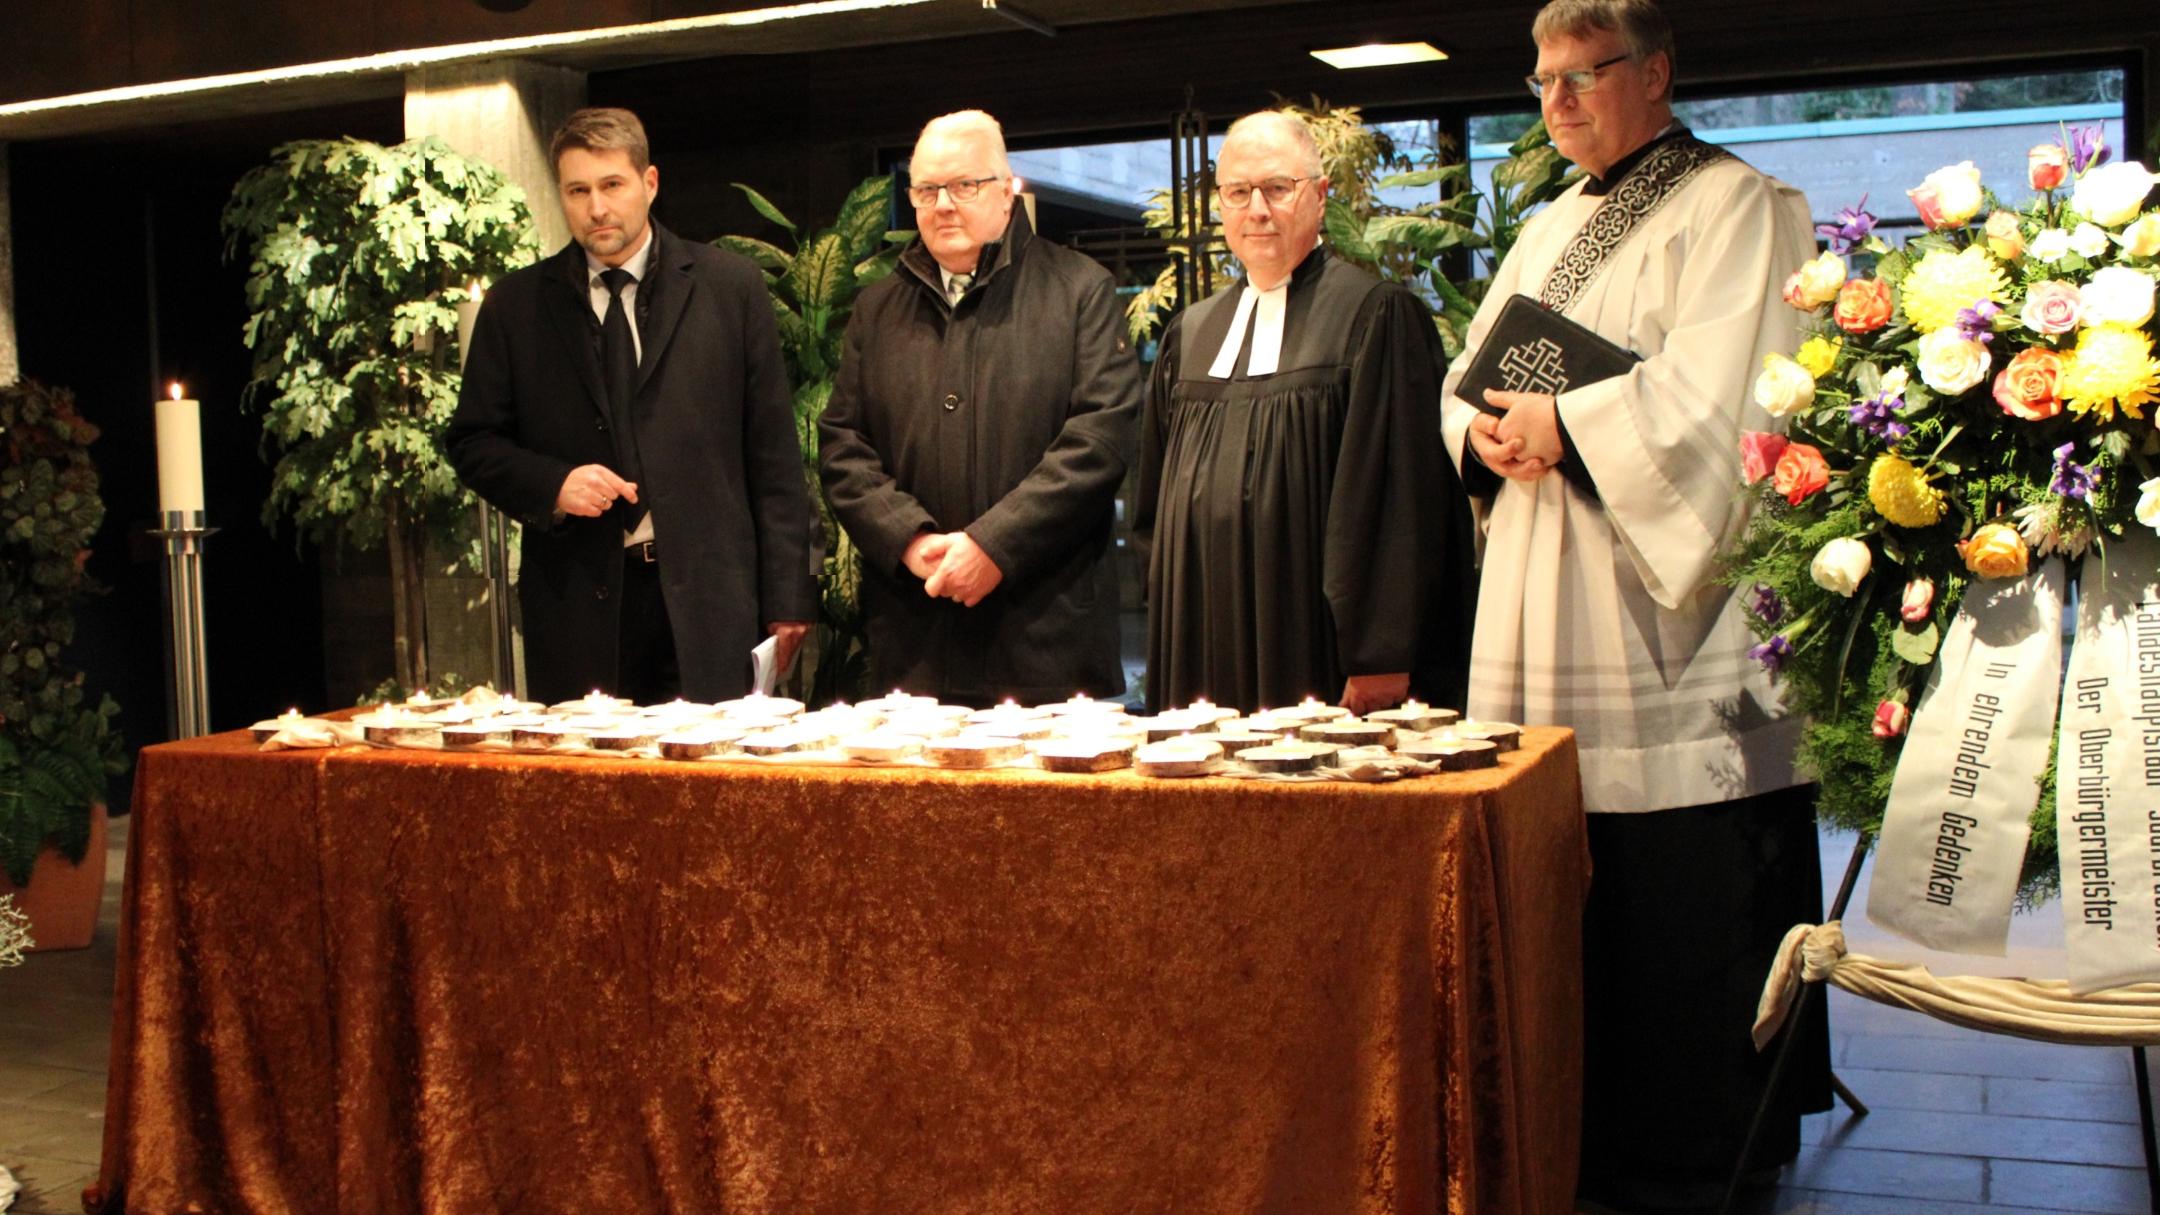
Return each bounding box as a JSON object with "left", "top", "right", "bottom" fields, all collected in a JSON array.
[
  {"left": 0, "top": 379, "right": 126, "bottom": 887},
  {"left": 716, "top": 176, "right": 909, "bottom": 703},
  {"left": 222, "top": 136, "right": 538, "bottom": 692}
]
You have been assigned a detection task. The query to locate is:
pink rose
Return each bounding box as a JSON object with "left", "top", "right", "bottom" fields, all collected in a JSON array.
[
  {"left": 2029, "top": 143, "right": 2068, "bottom": 191},
  {"left": 1873, "top": 700, "right": 1910, "bottom": 739},
  {"left": 1740, "top": 432, "right": 1790, "bottom": 485},
  {"left": 1900, "top": 577, "right": 1934, "bottom": 623},
  {"left": 1907, "top": 181, "right": 1947, "bottom": 230},
  {"left": 2019, "top": 281, "right": 2082, "bottom": 336}
]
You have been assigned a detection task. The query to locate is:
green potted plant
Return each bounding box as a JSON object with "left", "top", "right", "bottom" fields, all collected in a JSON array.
[
  {"left": 222, "top": 135, "right": 539, "bottom": 694},
  {"left": 716, "top": 175, "right": 910, "bottom": 703},
  {"left": 0, "top": 377, "right": 127, "bottom": 950}
]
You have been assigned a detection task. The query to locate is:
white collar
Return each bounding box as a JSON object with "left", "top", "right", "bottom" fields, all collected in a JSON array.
[{"left": 1206, "top": 278, "right": 1290, "bottom": 379}]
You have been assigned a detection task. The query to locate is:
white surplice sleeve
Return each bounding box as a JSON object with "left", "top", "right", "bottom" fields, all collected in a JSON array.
[{"left": 1552, "top": 167, "right": 1816, "bottom": 609}]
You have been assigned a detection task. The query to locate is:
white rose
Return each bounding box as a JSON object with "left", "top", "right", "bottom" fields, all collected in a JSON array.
[
  {"left": 1753, "top": 353, "right": 1816, "bottom": 417},
  {"left": 1796, "top": 251, "right": 1847, "bottom": 307},
  {"left": 2120, "top": 214, "right": 2160, "bottom": 259},
  {"left": 1921, "top": 162, "right": 1986, "bottom": 226},
  {"left": 2070, "top": 222, "right": 2112, "bottom": 259},
  {"left": 1811, "top": 537, "right": 1874, "bottom": 597},
  {"left": 2030, "top": 229, "right": 2073, "bottom": 262},
  {"left": 2073, "top": 161, "right": 2160, "bottom": 227},
  {"left": 1917, "top": 328, "right": 1991, "bottom": 395},
  {"left": 2082, "top": 267, "right": 2157, "bottom": 328},
  {"left": 2139, "top": 478, "right": 2160, "bottom": 535}
]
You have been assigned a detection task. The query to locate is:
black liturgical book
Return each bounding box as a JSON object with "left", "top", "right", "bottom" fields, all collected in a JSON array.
[{"left": 1456, "top": 294, "right": 1640, "bottom": 416}]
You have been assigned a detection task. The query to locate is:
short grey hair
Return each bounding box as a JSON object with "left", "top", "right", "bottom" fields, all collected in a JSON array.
[
  {"left": 911, "top": 109, "right": 1012, "bottom": 177},
  {"left": 1532, "top": 0, "right": 1676, "bottom": 78},
  {"left": 1221, "top": 110, "right": 1323, "bottom": 178}
]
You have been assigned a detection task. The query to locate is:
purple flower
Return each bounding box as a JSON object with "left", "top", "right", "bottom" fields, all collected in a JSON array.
[
  {"left": 1815, "top": 194, "right": 1877, "bottom": 254},
  {"left": 2050, "top": 442, "right": 2098, "bottom": 501},
  {"left": 2068, "top": 126, "right": 2110, "bottom": 175},
  {"left": 1953, "top": 300, "right": 2001, "bottom": 346},
  {"left": 1749, "top": 636, "right": 1794, "bottom": 673},
  {"left": 1747, "top": 583, "right": 1786, "bottom": 627},
  {"left": 1848, "top": 391, "right": 1911, "bottom": 442}
]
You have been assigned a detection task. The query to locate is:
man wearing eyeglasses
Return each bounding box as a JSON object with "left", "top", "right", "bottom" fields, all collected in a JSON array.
[
  {"left": 819, "top": 110, "right": 1140, "bottom": 706},
  {"left": 1438, "top": 1, "right": 1825, "bottom": 1207},
  {"left": 1136, "top": 109, "right": 1475, "bottom": 715}
]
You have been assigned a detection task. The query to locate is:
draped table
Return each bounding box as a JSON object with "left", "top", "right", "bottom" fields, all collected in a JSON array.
[{"left": 94, "top": 725, "right": 1587, "bottom": 1214}]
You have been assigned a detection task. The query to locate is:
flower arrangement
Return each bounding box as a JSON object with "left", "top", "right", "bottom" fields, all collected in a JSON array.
[{"left": 1725, "top": 126, "right": 2160, "bottom": 901}]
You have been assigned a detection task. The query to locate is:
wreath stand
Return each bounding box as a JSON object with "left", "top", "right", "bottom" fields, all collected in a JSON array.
[{"left": 1724, "top": 831, "right": 2160, "bottom": 1215}]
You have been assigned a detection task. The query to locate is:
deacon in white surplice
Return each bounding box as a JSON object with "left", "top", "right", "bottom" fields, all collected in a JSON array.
[{"left": 1440, "top": 0, "right": 1828, "bottom": 1205}]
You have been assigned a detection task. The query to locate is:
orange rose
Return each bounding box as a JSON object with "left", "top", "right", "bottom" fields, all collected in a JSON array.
[
  {"left": 1960, "top": 523, "right": 2029, "bottom": 580},
  {"left": 2029, "top": 144, "right": 2068, "bottom": 191},
  {"left": 1991, "top": 348, "right": 2065, "bottom": 421},
  {"left": 1834, "top": 278, "right": 1894, "bottom": 334},
  {"left": 1772, "top": 442, "right": 1830, "bottom": 506}
]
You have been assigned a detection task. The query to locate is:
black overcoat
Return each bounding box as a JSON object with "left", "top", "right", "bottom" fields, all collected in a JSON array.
[
  {"left": 446, "top": 224, "right": 817, "bottom": 702},
  {"left": 818, "top": 211, "right": 1141, "bottom": 704}
]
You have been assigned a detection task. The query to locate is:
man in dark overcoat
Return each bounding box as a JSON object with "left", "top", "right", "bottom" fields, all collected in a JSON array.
[
  {"left": 447, "top": 107, "right": 816, "bottom": 704},
  {"left": 818, "top": 109, "right": 1141, "bottom": 706}
]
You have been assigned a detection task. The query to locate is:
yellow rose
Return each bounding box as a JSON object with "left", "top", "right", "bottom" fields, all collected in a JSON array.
[
  {"left": 2120, "top": 214, "right": 2160, "bottom": 259},
  {"left": 1917, "top": 161, "right": 1986, "bottom": 227},
  {"left": 1795, "top": 251, "right": 1847, "bottom": 308},
  {"left": 1959, "top": 522, "right": 2029, "bottom": 580},
  {"left": 1985, "top": 211, "right": 2025, "bottom": 260},
  {"left": 1794, "top": 335, "right": 1842, "bottom": 379},
  {"left": 2073, "top": 162, "right": 2160, "bottom": 228}
]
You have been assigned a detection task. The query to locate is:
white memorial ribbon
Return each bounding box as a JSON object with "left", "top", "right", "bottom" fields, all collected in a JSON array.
[
  {"left": 2058, "top": 531, "right": 2160, "bottom": 993},
  {"left": 1867, "top": 559, "right": 2067, "bottom": 955}
]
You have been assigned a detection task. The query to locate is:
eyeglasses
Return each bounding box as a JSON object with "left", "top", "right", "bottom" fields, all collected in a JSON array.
[
  {"left": 1216, "top": 175, "right": 1320, "bottom": 209},
  {"left": 907, "top": 176, "right": 1006, "bottom": 207},
  {"left": 1525, "top": 53, "right": 1631, "bottom": 98}
]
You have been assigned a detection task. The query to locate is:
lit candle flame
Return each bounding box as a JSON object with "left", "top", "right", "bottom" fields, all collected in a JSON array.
[{"left": 168, "top": 382, "right": 184, "bottom": 400}]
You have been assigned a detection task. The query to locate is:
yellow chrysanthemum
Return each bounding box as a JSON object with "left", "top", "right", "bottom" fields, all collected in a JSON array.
[
  {"left": 1900, "top": 245, "right": 2011, "bottom": 334},
  {"left": 2061, "top": 325, "right": 2160, "bottom": 421},
  {"left": 1868, "top": 452, "right": 1945, "bottom": 528},
  {"left": 1794, "top": 335, "right": 1843, "bottom": 379}
]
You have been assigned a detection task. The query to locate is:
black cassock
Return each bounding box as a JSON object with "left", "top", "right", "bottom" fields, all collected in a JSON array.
[{"left": 1137, "top": 250, "right": 1476, "bottom": 713}]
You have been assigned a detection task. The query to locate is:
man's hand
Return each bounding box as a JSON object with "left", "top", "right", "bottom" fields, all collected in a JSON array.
[
  {"left": 766, "top": 621, "right": 811, "bottom": 675},
  {"left": 555, "top": 464, "right": 638, "bottom": 518},
  {"left": 922, "top": 532, "right": 1004, "bottom": 607},
  {"left": 1485, "top": 388, "right": 1565, "bottom": 478},
  {"left": 902, "top": 531, "right": 952, "bottom": 581},
  {"left": 1469, "top": 394, "right": 1551, "bottom": 483},
  {"left": 1340, "top": 672, "right": 1410, "bottom": 715}
]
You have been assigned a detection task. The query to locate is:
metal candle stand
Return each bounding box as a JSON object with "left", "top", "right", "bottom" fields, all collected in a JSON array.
[{"left": 152, "top": 509, "right": 215, "bottom": 738}]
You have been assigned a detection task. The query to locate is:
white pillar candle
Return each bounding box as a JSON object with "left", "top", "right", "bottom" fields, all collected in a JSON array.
[{"left": 155, "top": 383, "right": 204, "bottom": 514}]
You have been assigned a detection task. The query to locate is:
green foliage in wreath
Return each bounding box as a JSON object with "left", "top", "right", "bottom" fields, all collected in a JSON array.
[{"left": 0, "top": 379, "right": 126, "bottom": 887}]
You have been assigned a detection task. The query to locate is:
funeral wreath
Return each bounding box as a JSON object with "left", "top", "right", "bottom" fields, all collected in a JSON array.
[{"left": 1726, "top": 127, "right": 2160, "bottom": 904}]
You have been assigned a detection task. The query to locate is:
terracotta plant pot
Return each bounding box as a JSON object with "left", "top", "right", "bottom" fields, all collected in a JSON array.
[{"left": 0, "top": 803, "right": 108, "bottom": 952}]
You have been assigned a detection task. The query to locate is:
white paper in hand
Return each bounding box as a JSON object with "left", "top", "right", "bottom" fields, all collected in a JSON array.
[{"left": 751, "top": 634, "right": 780, "bottom": 696}]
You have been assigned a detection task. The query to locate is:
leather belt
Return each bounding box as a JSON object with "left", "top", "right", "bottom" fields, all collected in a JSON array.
[{"left": 626, "top": 540, "right": 657, "bottom": 564}]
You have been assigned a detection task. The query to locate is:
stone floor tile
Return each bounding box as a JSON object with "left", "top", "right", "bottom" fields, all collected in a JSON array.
[
  {"left": 1985, "top": 1074, "right": 2142, "bottom": 1125},
  {"left": 1843, "top": 1032, "right": 2134, "bottom": 1084},
  {"left": 1781, "top": 1143, "right": 1985, "bottom": 1202},
  {"left": 1989, "top": 1158, "right": 2152, "bottom": 1214}
]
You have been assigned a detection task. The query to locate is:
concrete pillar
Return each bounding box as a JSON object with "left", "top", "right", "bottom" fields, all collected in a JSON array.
[
  {"left": 404, "top": 59, "right": 585, "bottom": 254},
  {"left": 0, "top": 147, "right": 17, "bottom": 387}
]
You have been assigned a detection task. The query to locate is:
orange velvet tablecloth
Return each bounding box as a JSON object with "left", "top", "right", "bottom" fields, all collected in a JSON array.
[{"left": 95, "top": 726, "right": 1587, "bottom": 1215}]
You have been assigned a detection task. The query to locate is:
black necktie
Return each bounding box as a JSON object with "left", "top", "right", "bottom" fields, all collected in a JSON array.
[{"left": 599, "top": 267, "right": 645, "bottom": 529}]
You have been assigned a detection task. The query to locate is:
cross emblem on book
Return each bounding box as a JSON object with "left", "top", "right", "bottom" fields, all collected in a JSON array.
[{"left": 1497, "top": 337, "right": 1571, "bottom": 395}]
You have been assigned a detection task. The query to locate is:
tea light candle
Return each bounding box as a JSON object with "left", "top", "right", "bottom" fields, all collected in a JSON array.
[{"left": 155, "top": 382, "right": 205, "bottom": 514}]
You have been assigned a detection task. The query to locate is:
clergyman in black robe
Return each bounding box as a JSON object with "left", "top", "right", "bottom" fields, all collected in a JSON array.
[{"left": 1136, "top": 110, "right": 1475, "bottom": 715}]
